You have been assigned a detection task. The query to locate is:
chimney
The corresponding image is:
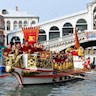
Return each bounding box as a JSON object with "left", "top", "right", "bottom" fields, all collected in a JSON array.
[{"left": 16, "top": 6, "right": 19, "bottom": 11}]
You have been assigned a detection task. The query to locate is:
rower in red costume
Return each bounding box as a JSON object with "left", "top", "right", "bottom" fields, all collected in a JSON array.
[
  {"left": 29, "top": 44, "right": 35, "bottom": 54},
  {"left": 22, "top": 41, "right": 31, "bottom": 53},
  {"left": 16, "top": 43, "right": 23, "bottom": 54}
]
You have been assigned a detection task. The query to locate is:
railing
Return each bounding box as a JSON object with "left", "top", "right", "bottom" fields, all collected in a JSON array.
[
  {"left": 40, "top": 31, "right": 87, "bottom": 51},
  {"left": 40, "top": 34, "right": 73, "bottom": 45}
]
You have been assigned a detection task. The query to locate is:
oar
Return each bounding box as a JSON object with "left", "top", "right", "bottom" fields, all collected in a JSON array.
[{"left": 69, "top": 75, "right": 87, "bottom": 79}]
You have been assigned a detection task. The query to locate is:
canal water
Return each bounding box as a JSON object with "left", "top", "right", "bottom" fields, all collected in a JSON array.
[{"left": 0, "top": 73, "right": 96, "bottom": 96}]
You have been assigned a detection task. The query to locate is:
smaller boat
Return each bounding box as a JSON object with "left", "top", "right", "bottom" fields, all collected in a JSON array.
[
  {"left": 0, "top": 65, "right": 5, "bottom": 72},
  {"left": 0, "top": 50, "right": 5, "bottom": 72}
]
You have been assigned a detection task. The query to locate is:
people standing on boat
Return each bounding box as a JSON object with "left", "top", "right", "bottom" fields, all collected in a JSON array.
[
  {"left": 10, "top": 44, "right": 16, "bottom": 54},
  {"left": 90, "top": 57, "right": 95, "bottom": 69},
  {"left": 16, "top": 43, "right": 23, "bottom": 54},
  {"left": 83, "top": 57, "right": 90, "bottom": 69},
  {"left": 3, "top": 44, "right": 11, "bottom": 55},
  {"left": 22, "top": 41, "right": 31, "bottom": 53},
  {"left": 29, "top": 44, "right": 35, "bottom": 54}
]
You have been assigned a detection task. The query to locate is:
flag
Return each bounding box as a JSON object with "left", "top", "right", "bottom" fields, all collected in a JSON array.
[
  {"left": 22, "top": 27, "right": 39, "bottom": 45},
  {"left": 74, "top": 28, "right": 80, "bottom": 49}
]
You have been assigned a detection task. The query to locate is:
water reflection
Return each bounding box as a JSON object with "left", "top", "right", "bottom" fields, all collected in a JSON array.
[
  {"left": 0, "top": 74, "right": 96, "bottom": 96},
  {"left": 6, "top": 84, "right": 53, "bottom": 96},
  {"left": 48, "top": 74, "right": 96, "bottom": 96}
]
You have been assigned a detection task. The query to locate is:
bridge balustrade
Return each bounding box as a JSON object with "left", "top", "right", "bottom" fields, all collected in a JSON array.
[{"left": 40, "top": 32, "right": 88, "bottom": 52}]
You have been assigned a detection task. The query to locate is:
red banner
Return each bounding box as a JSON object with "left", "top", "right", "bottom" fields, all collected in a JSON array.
[{"left": 22, "top": 27, "right": 39, "bottom": 45}]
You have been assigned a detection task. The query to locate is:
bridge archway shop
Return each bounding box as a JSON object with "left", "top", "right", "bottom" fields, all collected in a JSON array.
[{"left": 10, "top": 36, "right": 21, "bottom": 45}]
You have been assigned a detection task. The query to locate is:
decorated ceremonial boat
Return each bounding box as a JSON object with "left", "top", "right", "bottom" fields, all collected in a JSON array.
[
  {"left": 5, "top": 50, "right": 87, "bottom": 85},
  {"left": 4, "top": 27, "right": 91, "bottom": 85}
]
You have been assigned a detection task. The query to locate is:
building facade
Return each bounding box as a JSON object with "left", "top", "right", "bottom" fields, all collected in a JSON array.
[
  {"left": 0, "top": 15, "right": 4, "bottom": 46},
  {"left": 0, "top": 7, "right": 39, "bottom": 45},
  {"left": 7, "top": 0, "right": 96, "bottom": 45}
]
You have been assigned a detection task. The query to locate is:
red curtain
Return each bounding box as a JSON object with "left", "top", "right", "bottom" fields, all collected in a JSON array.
[{"left": 22, "top": 27, "right": 39, "bottom": 45}]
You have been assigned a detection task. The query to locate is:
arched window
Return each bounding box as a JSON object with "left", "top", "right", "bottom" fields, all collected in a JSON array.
[
  {"left": 31, "top": 21, "right": 36, "bottom": 26},
  {"left": 62, "top": 22, "right": 73, "bottom": 36},
  {"left": 49, "top": 26, "right": 60, "bottom": 40},
  {"left": 13, "top": 21, "right": 18, "bottom": 30},
  {"left": 76, "top": 19, "right": 87, "bottom": 31},
  {"left": 38, "top": 29, "right": 46, "bottom": 42},
  {"left": 93, "top": 7, "right": 96, "bottom": 29},
  {"left": 93, "top": 7, "right": 96, "bottom": 13},
  {"left": 10, "top": 36, "right": 21, "bottom": 45},
  {"left": 4, "top": 21, "right": 5, "bottom": 30},
  {"left": 24, "top": 21, "right": 28, "bottom": 27},
  {"left": 7, "top": 21, "right": 10, "bottom": 30},
  {"left": 19, "top": 21, "right": 22, "bottom": 28}
]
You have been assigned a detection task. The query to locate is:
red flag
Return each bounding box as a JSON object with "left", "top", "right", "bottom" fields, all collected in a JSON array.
[
  {"left": 74, "top": 28, "right": 80, "bottom": 49},
  {"left": 22, "top": 27, "right": 39, "bottom": 45}
]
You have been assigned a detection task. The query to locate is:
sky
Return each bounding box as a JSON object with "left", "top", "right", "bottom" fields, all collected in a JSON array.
[{"left": 0, "top": 0, "right": 91, "bottom": 22}]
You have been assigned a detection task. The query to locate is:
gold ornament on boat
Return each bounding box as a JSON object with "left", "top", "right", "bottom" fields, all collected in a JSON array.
[{"left": 77, "top": 47, "right": 84, "bottom": 57}]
